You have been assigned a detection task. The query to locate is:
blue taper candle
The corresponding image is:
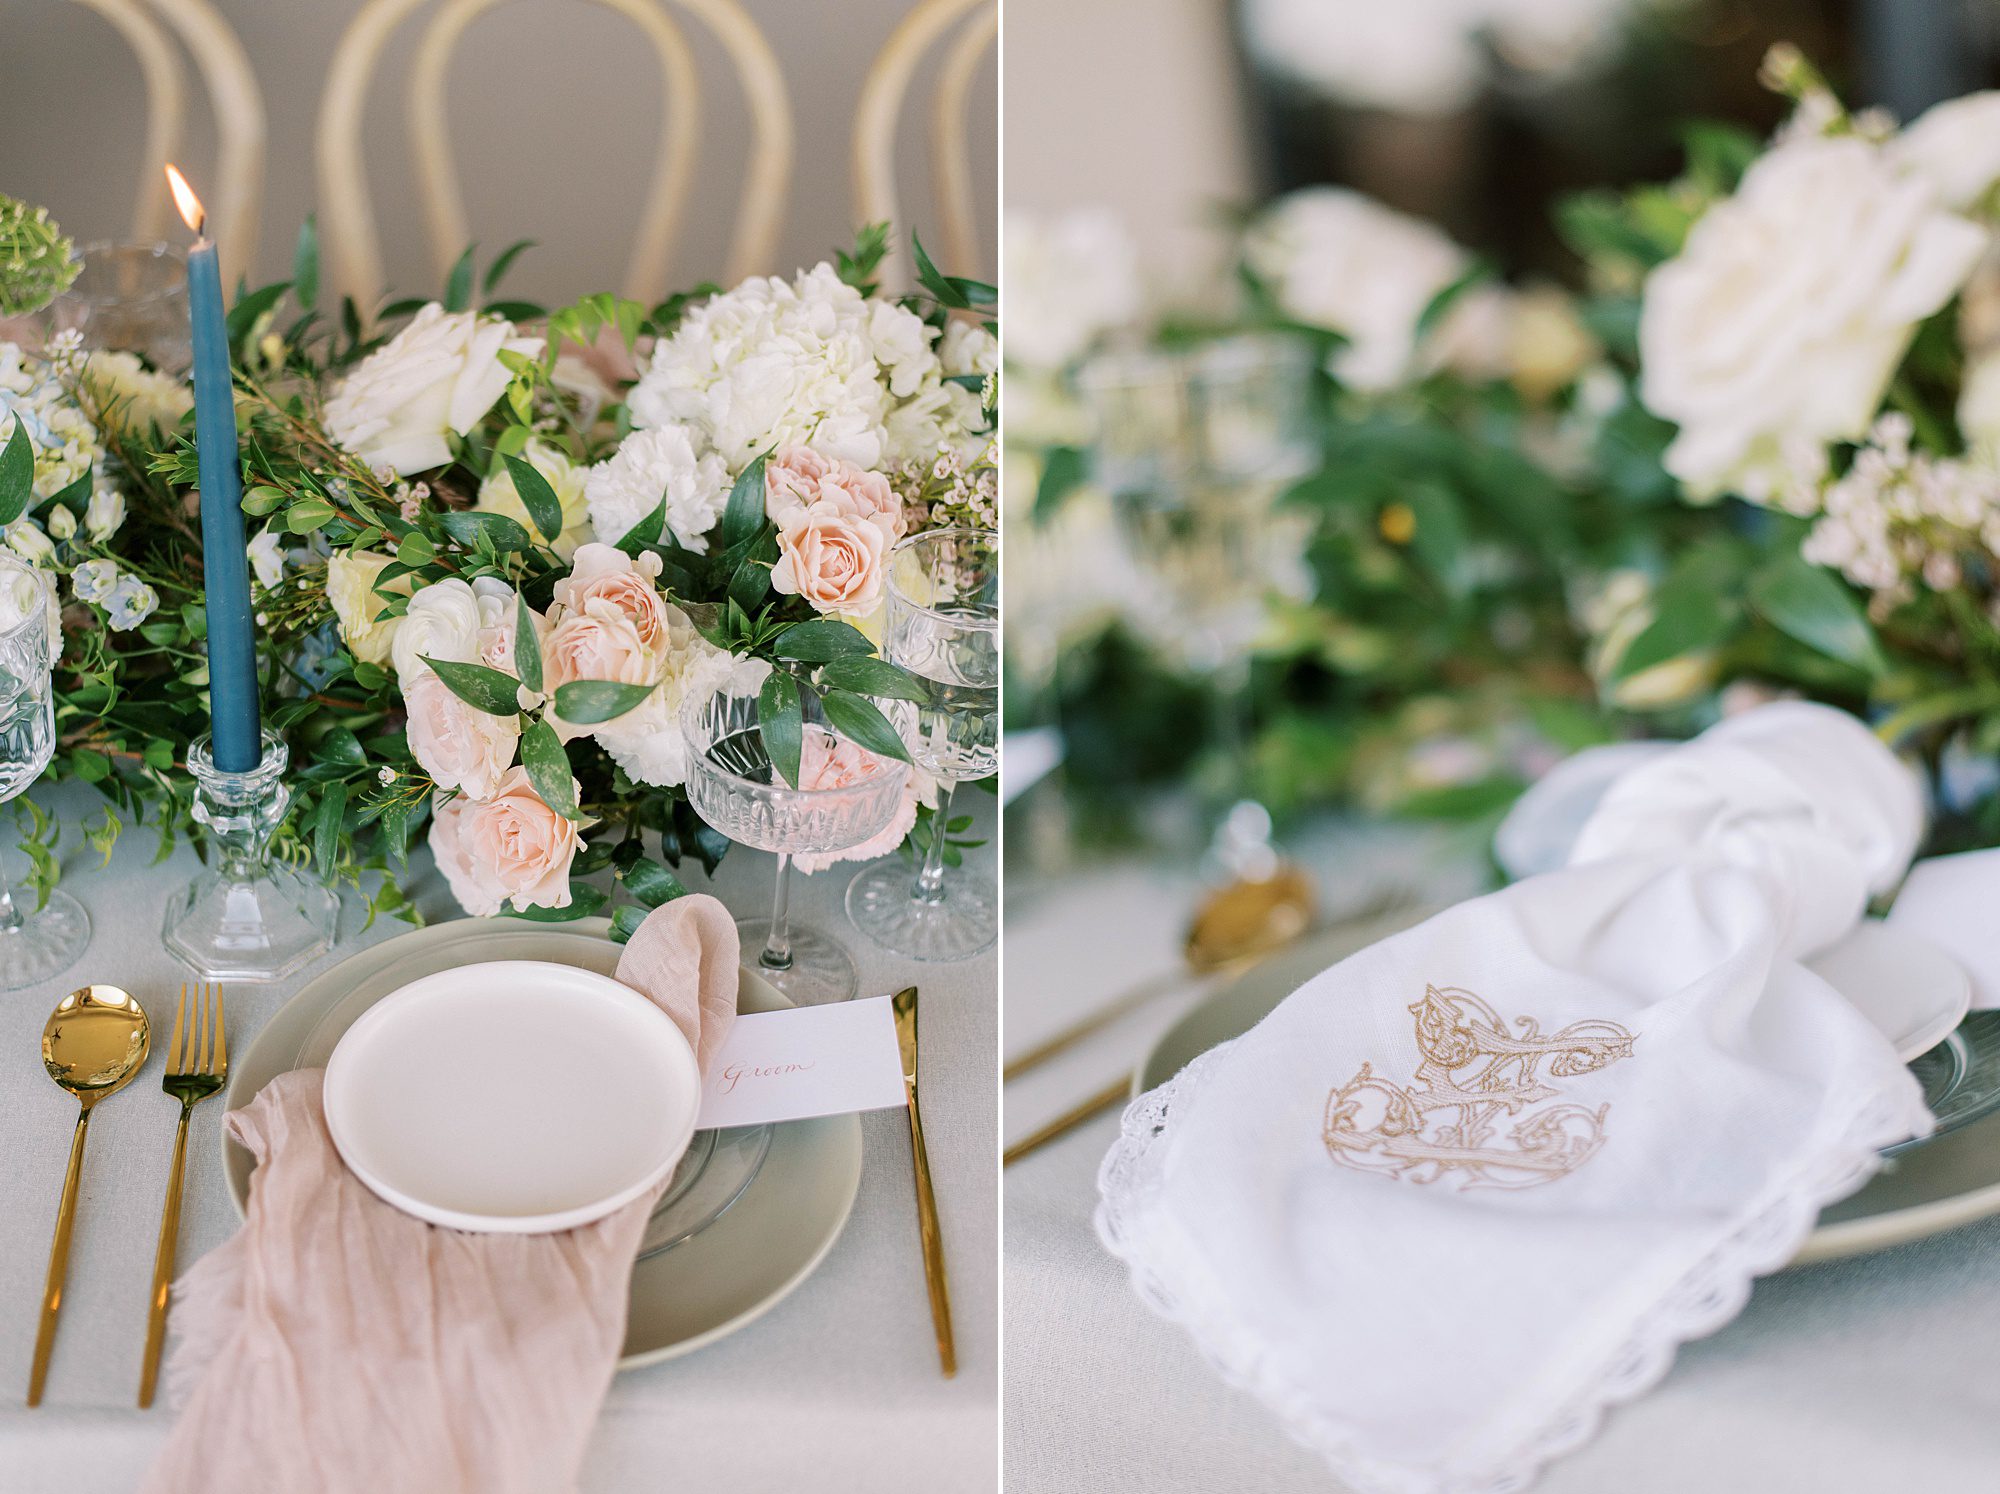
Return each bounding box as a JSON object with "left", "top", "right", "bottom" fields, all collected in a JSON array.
[{"left": 169, "top": 166, "right": 261, "bottom": 773}]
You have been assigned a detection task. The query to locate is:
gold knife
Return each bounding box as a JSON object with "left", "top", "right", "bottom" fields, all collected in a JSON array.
[{"left": 891, "top": 987, "right": 955, "bottom": 1377}]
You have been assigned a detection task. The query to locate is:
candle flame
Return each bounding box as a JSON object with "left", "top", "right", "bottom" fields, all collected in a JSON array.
[{"left": 164, "top": 164, "right": 205, "bottom": 234}]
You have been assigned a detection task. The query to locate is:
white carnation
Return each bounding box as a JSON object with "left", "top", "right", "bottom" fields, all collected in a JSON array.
[
  {"left": 1002, "top": 212, "right": 1141, "bottom": 371},
  {"left": 1639, "top": 135, "right": 1986, "bottom": 501},
  {"left": 323, "top": 304, "right": 544, "bottom": 476},
  {"left": 591, "top": 606, "right": 738, "bottom": 788},
  {"left": 584, "top": 425, "right": 731, "bottom": 551},
  {"left": 1244, "top": 188, "right": 1470, "bottom": 391}
]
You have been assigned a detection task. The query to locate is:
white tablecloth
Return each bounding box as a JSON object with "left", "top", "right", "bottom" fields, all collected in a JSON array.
[
  {"left": 0, "top": 785, "right": 997, "bottom": 1494},
  {"left": 1003, "top": 820, "right": 2000, "bottom": 1493}
]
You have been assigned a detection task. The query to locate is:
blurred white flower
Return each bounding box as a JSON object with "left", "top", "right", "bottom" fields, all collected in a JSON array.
[
  {"left": 82, "top": 349, "right": 192, "bottom": 432},
  {"left": 1890, "top": 91, "right": 2000, "bottom": 212},
  {"left": 1639, "top": 135, "right": 1985, "bottom": 501},
  {"left": 1245, "top": 188, "right": 1470, "bottom": 391},
  {"left": 1002, "top": 211, "right": 1141, "bottom": 371}
]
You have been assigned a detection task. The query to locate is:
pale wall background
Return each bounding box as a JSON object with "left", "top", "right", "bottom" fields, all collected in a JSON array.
[
  {"left": 0, "top": 0, "right": 996, "bottom": 303},
  {"left": 1003, "top": 0, "right": 1252, "bottom": 291}
]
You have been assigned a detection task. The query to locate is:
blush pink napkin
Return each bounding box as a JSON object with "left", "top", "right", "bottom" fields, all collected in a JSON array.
[{"left": 140, "top": 895, "right": 741, "bottom": 1494}]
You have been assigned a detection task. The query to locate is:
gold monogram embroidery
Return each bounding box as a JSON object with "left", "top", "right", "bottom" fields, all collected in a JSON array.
[{"left": 1322, "top": 985, "right": 1635, "bottom": 1190}]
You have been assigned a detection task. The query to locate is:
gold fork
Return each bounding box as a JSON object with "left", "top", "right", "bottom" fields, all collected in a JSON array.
[{"left": 137, "top": 982, "right": 226, "bottom": 1408}]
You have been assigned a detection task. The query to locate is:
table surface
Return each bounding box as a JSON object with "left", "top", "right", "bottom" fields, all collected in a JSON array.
[
  {"left": 0, "top": 783, "right": 997, "bottom": 1494},
  {"left": 1002, "top": 818, "right": 2000, "bottom": 1494}
]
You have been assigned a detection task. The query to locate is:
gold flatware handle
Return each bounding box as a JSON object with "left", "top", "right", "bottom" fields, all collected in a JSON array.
[
  {"left": 29, "top": 1104, "right": 93, "bottom": 1406},
  {"left": 1003, "top": 1076, "right": 1132, "bottom": 1167},
  {"left": 138, "top": 1102, "right": 194, "bottom": 1408},
  {"left": 891, "top": 987, "right": 954, "bottom": 1377},
  {"left": 905, "top": 1081, "right": 956, "bottom": 1377},
  {"left": 1002, "top": 965, "right": 1204, "bottom": 1081}
]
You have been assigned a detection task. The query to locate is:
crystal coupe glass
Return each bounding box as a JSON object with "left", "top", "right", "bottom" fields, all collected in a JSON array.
[
  {"left": 0, "top": 567, "right": 90, "bottom": 989},
  {"left": 847, "top": 528, "right": 1000, "bottom": 962},
  {"left": 684, "top": 679, "right": 912, "bottom": 1004}
]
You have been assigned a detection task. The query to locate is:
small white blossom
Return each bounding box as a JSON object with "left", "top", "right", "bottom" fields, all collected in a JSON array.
[
  {"left": 102, "top": 572, "right": 160, "bottom": 631},
  {"left": 71, "top": 557, "right": 120, "bottom": 603},
  {"left": 247, "top": 529, "right": 287, "bottom": 590},
  {"left": 45, "top": 504, "right": 76, "bottom": 541}
]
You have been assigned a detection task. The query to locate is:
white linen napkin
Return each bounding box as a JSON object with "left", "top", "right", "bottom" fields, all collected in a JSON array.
[
  {"left": 1096, "top": 702, "right": 1933, "bottom": 1494},
  {"left": 1888, "top": 845, "right": 2000, "bottom": 1010}
]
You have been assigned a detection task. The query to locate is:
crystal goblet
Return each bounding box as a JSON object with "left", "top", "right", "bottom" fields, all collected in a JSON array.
[
  {"left": 48, "top": 241, "right": 192, "bottom": 372},
  {"left": 683, "top": 678, "right": 912, "bottom": 1004},
  {"left": 0, "top": 565, "right": 90, "bottom": 989},
  {"left": 846, "top": 527, "right": 1000, "bottom": 962}
]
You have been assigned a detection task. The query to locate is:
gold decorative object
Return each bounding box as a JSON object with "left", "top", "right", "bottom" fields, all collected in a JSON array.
[
  {"left": 1324, "top": 985, "right": 1635, "bottom": 1190},
  {"left": 892, "top": 986, "right": 955, "bottom": 1377}
]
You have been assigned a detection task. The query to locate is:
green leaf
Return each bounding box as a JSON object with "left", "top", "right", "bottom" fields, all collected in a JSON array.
[
  {"left": 552, "top": 678, "right": 655, "bottom": 724},
  {"left": 503, "top": 453, "right": 565, "bottom": 542},
  {"left": 620, "top": 858, "right": 686, "bottom": 909},
  {"left": 519, "top": 718, "right": 581, "bottom": 820},
  {"left": 609, "top": 903, "right": 649, "bottom": 944},
  {"left": 293, "top": 215, "right": 319, "bottom": 308},
  {"left": 443, "top": 243, "right": 477, "bottom": 312},
  {"left": 819, "top": 689, "right": 911, "bottom": 763},
  {"left": 286, "top": 498, "right": 338, "bottom": 534},
  {"left": 226, "top": 282, "right": 289, "bottom": 344},
  {"left": 816, "top": 655, "right": 926, "bottom": 701},
  {"left": 1748, "top": 555, "right": 1888, "bottom": 677},
  {"left": 773, "top": 618, "right": 874, "bottom": 662},
  {"left": 395, "top": 530, "right": 435, "bottom": 566},
  {"left": 484, "top": 238, "right": 536, "bottom": 294},
  {"left": 1612, "top": 577, "right": 1739, "bottom": 681},
  {"left": 317, "top": 726, "right": 367, "bottom": 766},
  {"left": 0, "top": 416, "right": 34, "bottom": 527},
  {"left": 513, "top": 592, "right": 543, "bottom": 693},
  {"left": 759, "top": 668, "right": 803, "bottom": 787},
  {"left": 911, "top": 233, "right": 968, "bottom": 309},
  {"left": 719, "top": 454, "right": 767, "bottom": 551},
  {"left": 440, "top": 509, "right": 530, "bottom": 552},
  {"left": 423, "top": 656, "right": 524, "bottom": 716},
  {"left": 508, "top": 884, "right": 608, "bottom": 922},
  {"left": 1034, "top": 446, "right": 1087, "bottom": 519},
  {"left": 313, "top": 783, "right": 348, "bottom": 881},
  {"left": 614, "top": 496, "right": 668, "bottom": 556}
]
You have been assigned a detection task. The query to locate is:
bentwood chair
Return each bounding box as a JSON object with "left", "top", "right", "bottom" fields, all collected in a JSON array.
[
  {"left": 852, "top": 0, "right": 997, "bottom": 284},
  {"left": 61, "top": 0, "right": 266, "bottom": 282},
  {"left": 316, "top": 0, "right": 793, "bottom": 317}
]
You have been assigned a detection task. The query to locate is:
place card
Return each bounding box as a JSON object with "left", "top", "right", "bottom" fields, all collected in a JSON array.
[{"left": 695, "top": 993, "right": 908, "bottom": 1129}]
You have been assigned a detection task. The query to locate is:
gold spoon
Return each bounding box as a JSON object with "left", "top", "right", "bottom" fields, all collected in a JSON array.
[
  {"left": 28, "top": 984, "right": 150, "bottom": 1407},
  {"left": 1002, "top": 863, "right": 1316, "bottom": 1081}
]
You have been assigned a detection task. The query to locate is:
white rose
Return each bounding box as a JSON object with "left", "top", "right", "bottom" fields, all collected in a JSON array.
[
  {"left": 1891, "top": 92, "right": 2000, "bottom": 212},
  {"left": 0, "top": 553, "right": 49, "bottom": 633},
  {"left": 326, "top": 549, "right": 409, "bottom": 665},
  {"left": 1244, "top": 188, "right": 1470, "bottom": 391},
  {"left": 403, "top": 670, "right": 519, "bottom": 801},
  {"left": 391, "top": 577, "right": 486, "bottom": 685},
  {"left": 1002, "top": 211, "right": 1142, "bottom": 371},
  {"left": 475, "top": 438, "right": 594, "bottom": 558},
  {"left": 1640, "top": 135, "right": 1986, "bottom": 501},
  {"left": 323, "top": 303, "right": 544, "bottom": 475},
  {"left": 583, "top": 425, "right": 730, "bottom": 552},
  {"left": 83, "top": 483, "right": 125, "bottom": 542}
]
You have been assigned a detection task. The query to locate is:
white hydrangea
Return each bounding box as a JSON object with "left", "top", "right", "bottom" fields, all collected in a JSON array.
[
  {"left": 623, "top": 263, "right": 987, "bottom": 524},
  {"left": 0, "top": 341, "right": 101, "bottom": 499},
  {"left": 1002, "top": 211, "right": 1141, "bottom": 371},
  {"left": 583, "top": 425, "right": 730, "bottom": 552}
]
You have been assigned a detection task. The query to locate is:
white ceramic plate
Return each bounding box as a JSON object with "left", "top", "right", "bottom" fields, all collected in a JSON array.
[
  {"left": 322, "top": 961, "right": 703, "bottom": 1233},
  {"left": 225, "top": 918, "right": 864, "bottom": 1368},
  {"left": 1136, "top": 910, "right": 1995, "bottom": 1267}
]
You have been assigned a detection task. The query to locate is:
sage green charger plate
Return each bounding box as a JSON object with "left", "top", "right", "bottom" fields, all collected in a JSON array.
[
  {"left": 223, "top": 917, "right": 864, "bottom": 1369},
  {"left": 1135, "top": 912, "right": 2000, "bottom": 1268}
]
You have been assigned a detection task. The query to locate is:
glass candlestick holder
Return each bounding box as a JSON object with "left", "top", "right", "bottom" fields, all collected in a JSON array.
[{"left": 162, "top": 731, "right": 339, "bottom": 981}]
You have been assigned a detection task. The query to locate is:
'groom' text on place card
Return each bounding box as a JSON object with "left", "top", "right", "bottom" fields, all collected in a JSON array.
[{"left": 694, "top": 994, "right": 907, "bottom": 1129}]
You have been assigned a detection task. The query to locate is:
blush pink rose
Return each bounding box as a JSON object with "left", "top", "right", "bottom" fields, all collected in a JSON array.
[
  {"left": 790, "top": 726, "right": 921, "bottom": 873},
  {"left": 541, "top": 604, "right": 661, "bottom": 740},
  {"left": 765, "top": 445, "right": 904, "bottom": 542},
  {"left": 553, "top": 542, "right": 672, "bottom": 653},
  {"left": 427, "top": 765, "right": 582, "bottom": 916},
  {"left": 403, "top": 671, "right": 520, "bottom": 801},
  {"left": 770, "top": 501, "right": 890, "bottom": 616}
]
